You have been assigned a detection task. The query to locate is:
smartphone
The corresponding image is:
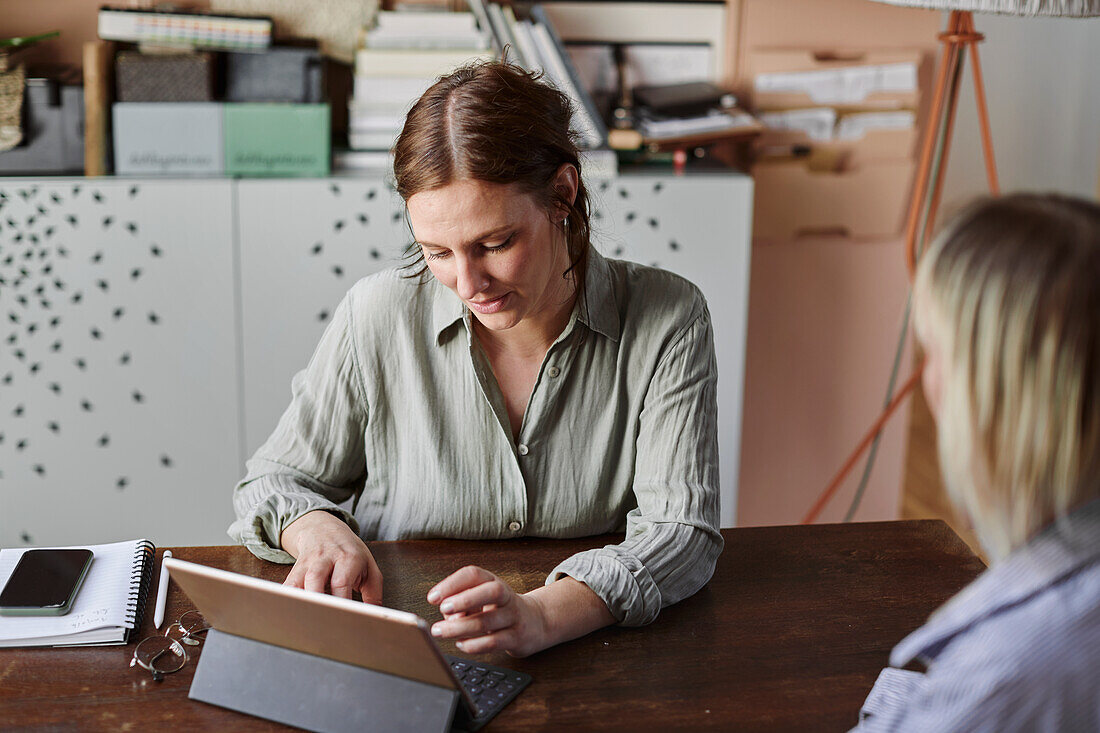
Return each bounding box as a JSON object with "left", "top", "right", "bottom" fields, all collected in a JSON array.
[{"left": 0, "top": 548, "right": 94, "bottom": 616}]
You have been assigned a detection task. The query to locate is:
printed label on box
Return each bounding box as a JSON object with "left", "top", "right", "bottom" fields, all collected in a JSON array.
[
  {"left": 224, "top": 104, "right": 330, "bottom": 177},
  {"left": 113, "top": 103, "right": 224, "bottom": 176}
]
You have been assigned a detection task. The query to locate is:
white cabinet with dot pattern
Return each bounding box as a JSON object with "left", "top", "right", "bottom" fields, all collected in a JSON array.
[
  {"left": 0, "top": 173, "right": 751, "bottom": 547},
  {"left": 0, "top": 180, "right": 240, "bottom": 547},
  {"left": 236, "top": 179, "right": 412, "bottom": 458},
  {"left": 588, "top": 175, "right": 752, "bottom": 529}
]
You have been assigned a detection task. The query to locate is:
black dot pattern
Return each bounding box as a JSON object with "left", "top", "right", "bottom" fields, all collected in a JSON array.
[
  {"left": 588, "top": 178, "right": 692, "bottom": 272},
  {"left": 297, "top": 185, "right": 409, "bottom": 330},
  {"left": 0, "top": 184, "right": 177, "bottom": 499}
]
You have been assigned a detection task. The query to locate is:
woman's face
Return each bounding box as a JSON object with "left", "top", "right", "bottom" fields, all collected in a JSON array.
[{"left": 407, "top": 178, "right": 572, "bottom": 334}]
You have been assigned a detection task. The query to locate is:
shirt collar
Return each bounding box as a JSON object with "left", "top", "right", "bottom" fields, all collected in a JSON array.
[
  {"left": 575, "top": 247, "right": 621, "bottom": 343},
  {"left": 431, "top": 278, "right": 466, "bottom": 345},
  {"left": 890, "top": 497, "right": 1100, "bottom": 668},
  {"left": 431, "top": 246, "right": 622, "bottom": 345}
]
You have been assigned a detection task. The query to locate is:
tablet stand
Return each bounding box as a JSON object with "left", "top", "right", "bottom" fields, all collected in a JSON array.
[{"left": 189, "top": 629, "right": 462, "bottom": 733}]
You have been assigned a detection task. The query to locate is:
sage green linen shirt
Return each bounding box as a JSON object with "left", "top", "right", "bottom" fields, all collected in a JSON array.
[{"left": 229, "top": 248, "right": 722, "bottom": 626}]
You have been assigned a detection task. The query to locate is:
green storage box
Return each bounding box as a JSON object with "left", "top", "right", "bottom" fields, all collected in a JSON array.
[{"left": 224, "top": 103, "right": 330, "bottom": 177}]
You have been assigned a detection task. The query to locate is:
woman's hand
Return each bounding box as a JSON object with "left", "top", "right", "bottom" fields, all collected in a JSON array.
[
  {"left": 427, "top": 567, "right": 616, "bottom": 657},
  {"left": 280, "top": 510, "right": 383, "bottom": 604},
  {"left": 427, "top": 566, "right": 551, "bottom": 658}
]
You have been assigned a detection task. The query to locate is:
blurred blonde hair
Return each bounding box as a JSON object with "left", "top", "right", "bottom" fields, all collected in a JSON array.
[{"left": 914, "top": 193, "right": 1100, "bottom": 560}]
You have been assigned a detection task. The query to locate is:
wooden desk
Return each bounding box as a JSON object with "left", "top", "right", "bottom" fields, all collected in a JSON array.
[{"left": 0, "top": 521, "right": 983, "bottom": 731}]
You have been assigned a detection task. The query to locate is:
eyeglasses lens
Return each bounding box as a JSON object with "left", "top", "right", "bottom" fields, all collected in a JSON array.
[
  {"left": 131, "top": 636, "right": 187, "bottom": 681},
  {"left": 165, "top": 610, "right": 211, "bottom": 646}
]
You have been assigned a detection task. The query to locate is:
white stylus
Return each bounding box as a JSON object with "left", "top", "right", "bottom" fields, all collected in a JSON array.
[{"left": 153, "top": 550, "right": 172, "bottom": 630}]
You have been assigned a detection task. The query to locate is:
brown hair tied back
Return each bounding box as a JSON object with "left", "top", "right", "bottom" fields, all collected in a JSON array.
[{"left": 392, "top": 59, "right": 592, "bottom": 289}]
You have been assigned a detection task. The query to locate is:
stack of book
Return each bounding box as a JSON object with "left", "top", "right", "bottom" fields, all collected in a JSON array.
[
  {"left": 335, "top": 4, "right": 618, "bottom": 177},
  {"left": 462, "top": 2, "right": 615, "bottom": 177},
  {"left": 471, "top": 1, "right": 607, "bottom": 153},
  {"left": 346, "top": 11, "right": 493, "bottom": 157},
  {"left": 93, "top": 5, "right": 331, "bottom": 177}
]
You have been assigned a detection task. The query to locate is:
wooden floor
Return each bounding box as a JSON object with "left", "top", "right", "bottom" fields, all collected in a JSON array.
[{"left": 902, "top": 378, "right": 986, "bottom": 561}]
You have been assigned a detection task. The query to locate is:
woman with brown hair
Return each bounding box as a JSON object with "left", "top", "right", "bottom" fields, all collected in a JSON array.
[
  {"left": 853, "top": 194, "right": 1100, "bottom": 731},
  {"left": 229, "top": 61, "right": 723, "bottom": 657}
]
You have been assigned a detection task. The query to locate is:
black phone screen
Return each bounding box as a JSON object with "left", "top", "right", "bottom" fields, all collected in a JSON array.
[{"left": 0, "top": 549, "right": 95, "bottom": 609}]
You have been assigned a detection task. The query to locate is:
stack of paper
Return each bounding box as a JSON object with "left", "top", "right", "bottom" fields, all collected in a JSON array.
[{"left": 754, "top": 63, "right": 917, "bottom": 107}]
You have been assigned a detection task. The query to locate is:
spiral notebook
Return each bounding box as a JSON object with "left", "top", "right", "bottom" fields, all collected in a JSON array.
[{"left": 0, "top": 539, "right": 155, "bottom": 647}]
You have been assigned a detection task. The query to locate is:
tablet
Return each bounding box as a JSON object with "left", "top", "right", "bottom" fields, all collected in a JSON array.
[{"left": 163, "top": 556, "right": 530, "bottom": 730}]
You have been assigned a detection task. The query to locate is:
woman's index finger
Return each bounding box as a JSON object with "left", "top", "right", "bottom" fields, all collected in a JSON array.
[{"left": 427, "top": 565, "right": 495, "bottom": 605}]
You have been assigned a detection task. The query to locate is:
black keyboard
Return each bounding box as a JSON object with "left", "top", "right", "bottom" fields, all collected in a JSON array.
[{"left": 446, "top": 655, "right": 532, "bottom": 729}]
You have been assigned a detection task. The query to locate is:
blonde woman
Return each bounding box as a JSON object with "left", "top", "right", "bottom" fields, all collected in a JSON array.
[{"left": 854, "top": 194, "right": 1100, "bottom": 731}]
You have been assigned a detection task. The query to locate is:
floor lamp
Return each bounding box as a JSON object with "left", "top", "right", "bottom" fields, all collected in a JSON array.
[
  {"left": 802, "top": 0, "right": 1100, "bottom": 525},
  {"left": 867, "top": 0, "right": 1100, "bottom": 276}
]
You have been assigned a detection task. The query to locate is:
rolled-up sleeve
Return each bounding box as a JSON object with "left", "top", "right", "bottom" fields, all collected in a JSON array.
[
  {"left": 548, "top": 303, "right": 724, "bottom": 626},
  {"left": 229, "top": 293, "right": 369, "bottom": 563}
]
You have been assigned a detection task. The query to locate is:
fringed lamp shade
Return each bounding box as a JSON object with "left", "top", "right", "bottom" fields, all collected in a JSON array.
[{"left": 869, "top": 0, "right": 1100, "bottom": 14}]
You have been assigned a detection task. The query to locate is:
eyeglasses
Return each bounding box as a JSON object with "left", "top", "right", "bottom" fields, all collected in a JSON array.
[{"left": 129, "top": 610, "right": 211, "bottom": 682}]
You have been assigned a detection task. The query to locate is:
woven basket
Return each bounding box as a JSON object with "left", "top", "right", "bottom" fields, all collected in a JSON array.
[{"left": 0, "top": 64, "right": 24, "bottom": 152}]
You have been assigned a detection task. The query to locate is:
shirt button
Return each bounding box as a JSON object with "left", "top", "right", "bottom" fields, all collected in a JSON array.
[
  {"left": 547, "top": 366, "right": 561, "bottom": 378},
  {"left": 517, "top": 444, "right": 529, "bottom": 456},
  {"left": 508, "top": 521, "right": 522, "bottom": 532}
]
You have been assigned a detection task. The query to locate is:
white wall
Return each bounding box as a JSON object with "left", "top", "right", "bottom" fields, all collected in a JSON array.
[{"left": 941, "top": 14, "right": 1100, "bottom": 208}]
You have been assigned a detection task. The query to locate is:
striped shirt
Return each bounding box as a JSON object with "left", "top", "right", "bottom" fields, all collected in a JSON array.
[
  {"left": 853, "top": 498, "right": 1100, "bottom": 732},
  {"left": 229, "top": 247, "right": 723, "bottom": 626}
]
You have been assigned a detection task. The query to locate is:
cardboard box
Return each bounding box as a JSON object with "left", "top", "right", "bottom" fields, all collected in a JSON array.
[
  {"left": 721, "top": 2, "right": 955, "bottom": 531},
  {"left": 752, "top": 159, "right": 915, "bottom": 240},
  {"left": 223, "top": 103, "right": 330, "bottom": 177},
  {"left": 738, "top": 233, "right": 913, "bottom": 525},
  {"left": 755, "top": 126, "right": 918, "bottom": 167},
  {"left": 112, "top": 103, "right": 224, "bottom": 175},
  {"left": 748, "top": 59, "right": 921, "bottom": 239},
  {"left": 734, "top": 0, "right": 941, "bottom": 80},
  {"left": 728, "top": 0, "right": 941, "bottom": 242}
]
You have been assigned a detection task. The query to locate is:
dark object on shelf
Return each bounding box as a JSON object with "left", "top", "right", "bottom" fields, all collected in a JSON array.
[
  {"left": 115, "top": 51, "right": 216, "bottom": 103},
  {"left": 633, "top": 81, "right": 737, "bottom": 119},
  {"left": 610, "top": 44, "right": 634, "bottom": 130},
  {"left": 225, "top": 44, "right": 324, "bottom": 103},
  {"left": 325, "top": 58, "right": 352, "bottom": 138},
  {"left": 0, "top": 74, "right": 84, "bottom": 174}
]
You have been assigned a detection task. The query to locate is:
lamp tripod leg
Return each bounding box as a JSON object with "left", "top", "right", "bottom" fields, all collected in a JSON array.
[
  {"left": 922, "top": 38, "right": 968, "bottom": 258},
  {"left": 905, "top": 11, "right": 967, "bottom": 276},
  {"left": 966, "top": 13, "right": 1000, "bottom": 196}
]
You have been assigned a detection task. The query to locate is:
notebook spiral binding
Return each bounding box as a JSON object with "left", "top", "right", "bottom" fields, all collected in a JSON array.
[{"left": 123, "top": 540, "right": 157, "bottom": 642}]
